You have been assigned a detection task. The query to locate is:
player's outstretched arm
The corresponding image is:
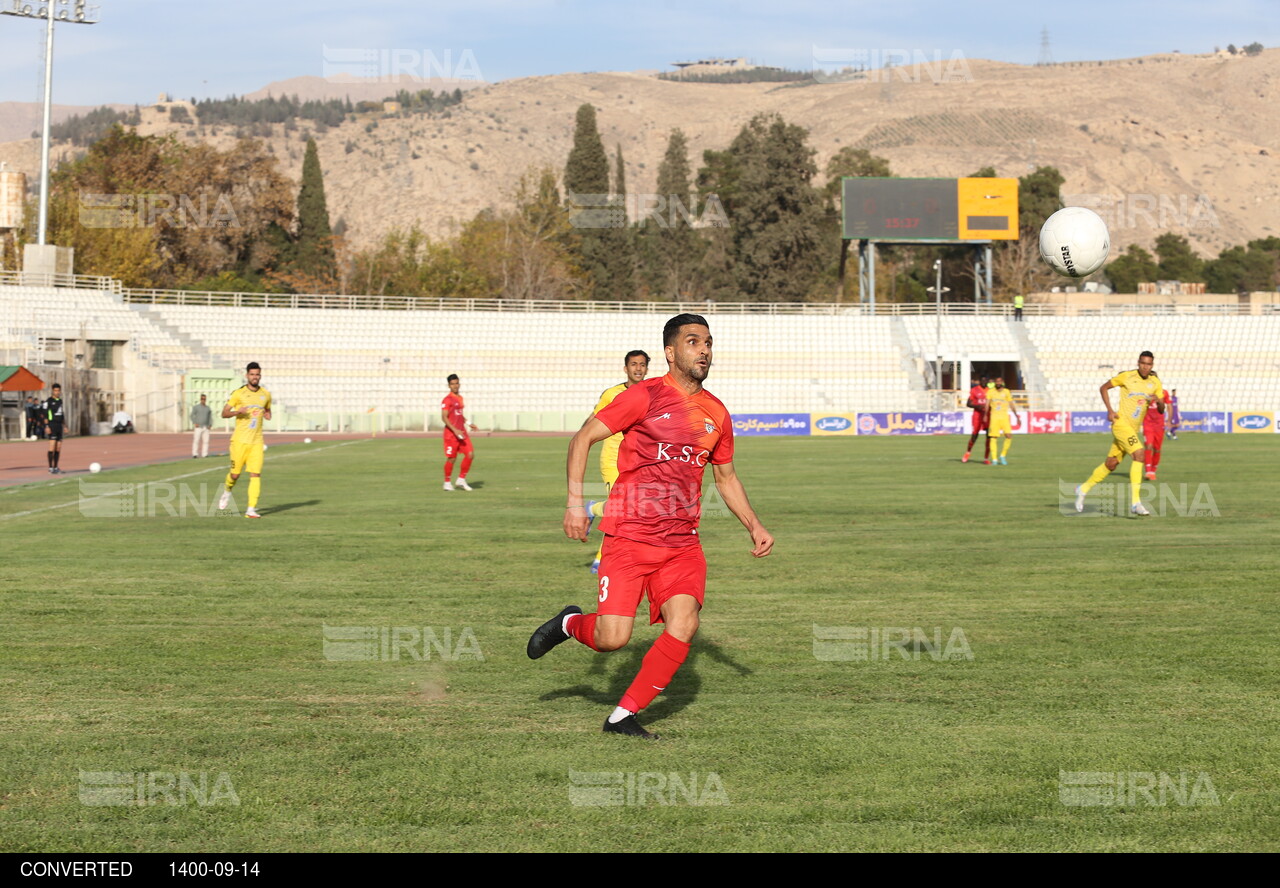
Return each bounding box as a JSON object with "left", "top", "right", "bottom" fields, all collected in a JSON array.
[
  {"left": 712, "top": 461, "right": 774, "bottom": 558},
  {"left": 564, "top": 416, "right": 615, "bottom": 541}
]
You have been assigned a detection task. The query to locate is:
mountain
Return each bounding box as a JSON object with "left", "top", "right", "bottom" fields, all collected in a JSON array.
[{"left": 0, "top": 51, "right": 1275, "bottom": 259}]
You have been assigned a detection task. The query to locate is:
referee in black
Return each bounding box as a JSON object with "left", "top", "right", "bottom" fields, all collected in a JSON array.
[{"left": 44, "top": 383, "right": 66, "bottom": 474}]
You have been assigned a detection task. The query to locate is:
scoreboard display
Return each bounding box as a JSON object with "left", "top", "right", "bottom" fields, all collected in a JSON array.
[{"left": 842, "top": 177, "right": 1019, "bottom": 241}]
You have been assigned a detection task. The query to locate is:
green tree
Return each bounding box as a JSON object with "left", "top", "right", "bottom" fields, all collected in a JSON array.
[
  {"left": 613, "top": 144, "right": 626, "bottom": 199},
  {"left": 1105, "top": 244, "right": 1159, "bottom": 293},
  {"left": 292, "top": 138, "right": 336, "bottom": 286},
  {"left": 563, "top": 104, "right": 609, "bottom": 198},
  {"left": 1153, "top": 232, "right": 1203, "bottom": 282},
  {"left": 1203, "top": 238, "right": 1280, "bottom": 293},
  {"left": 640, "top": 128, "right": 706, "bottom": 298},
  {"left": 700, "top": 113, "right": 827, "bottom": 302}
]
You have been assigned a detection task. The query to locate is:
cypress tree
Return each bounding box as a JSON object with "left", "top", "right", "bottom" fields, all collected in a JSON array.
[
  {"left": 564, "top": 104, "right": 609, "bottom": 198},
  {"left": 613, "top": 144, "right": 626, "bottom": 199},
  {"left": 295, "top": 138, "right": 335, "bottom": 280}
]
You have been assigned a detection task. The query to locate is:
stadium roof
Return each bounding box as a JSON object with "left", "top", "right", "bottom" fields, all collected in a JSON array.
[{"left": 0, "top": 366, "right": 44, "bottom": 391}]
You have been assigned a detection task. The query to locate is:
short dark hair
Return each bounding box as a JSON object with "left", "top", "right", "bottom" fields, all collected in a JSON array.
[
  {"left": 447, "top": 374, "right": 459, "bottom": 383},
  {"left": 1139, "top": 351, "right": 1154, "bottom": 361},
  {"left": 51, "top": 383, "right": 61, "bottom": 391},
  {"left": 624, "top": 350, "right": 650, "bottom": 364},
  {"left": 663, "top": 314, "right": 710, "bottom": 347},
  {"left": 246, "top": 362, "right": 261, "bottom": 372}
]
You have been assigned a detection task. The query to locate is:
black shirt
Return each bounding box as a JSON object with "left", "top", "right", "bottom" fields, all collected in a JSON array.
[{"left": 45, "top": 397, "right": 64, "bottom": 427}]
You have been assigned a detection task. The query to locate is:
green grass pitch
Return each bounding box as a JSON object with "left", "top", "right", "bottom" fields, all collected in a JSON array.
[{"left": 1, "top": 433, "right": 1277, "bottom": 852}]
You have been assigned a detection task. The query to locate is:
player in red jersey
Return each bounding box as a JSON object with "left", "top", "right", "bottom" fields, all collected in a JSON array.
[
  {"left": 961, "top": 375, "right": 989, "bottom": 463},
  {"left": 1143, "top": 386, "right": 1172, "bottom": 480},
  {"left": 526, "top": 313, "right": 774, "bottom": 740},
  {"left": 441, "top": 374, "right": 478, "bottom": 491}
]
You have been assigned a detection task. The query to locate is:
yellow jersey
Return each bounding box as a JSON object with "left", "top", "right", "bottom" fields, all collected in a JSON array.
[
  {"left": 594, "top": 382, "right": 628, "bottom": 481},
  {"left": 1110, "top": 370, "right": 1163, "bottom": 430},
  {"left": 989, "top": 387, "right": 1014, "bottom": 421},
  {"left": 227, "top": 385, "right": 272, "bottom": 447}
]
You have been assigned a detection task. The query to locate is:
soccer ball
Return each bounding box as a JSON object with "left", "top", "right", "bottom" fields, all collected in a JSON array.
[
  {"left": 89, "top": 462, "right": 101, "bottom": 473},
  {"left": 304, "top": 437, "right": 312, "bottom": 444},
  {"left": 1039, "top": 207, "right": 1110, "bottom": 277}
]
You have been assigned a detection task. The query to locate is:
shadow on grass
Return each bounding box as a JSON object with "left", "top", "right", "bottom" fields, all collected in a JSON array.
[
  {"left": 539, "top": 635, "right": 753, "bottom": 726},
  {"left": 263, "top": 500, "right": 322, "bottom": 514}
]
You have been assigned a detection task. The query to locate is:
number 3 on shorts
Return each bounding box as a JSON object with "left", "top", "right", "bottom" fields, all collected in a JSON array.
[{"left": 598, "top": 576, "right": 609, "bottom": 603}]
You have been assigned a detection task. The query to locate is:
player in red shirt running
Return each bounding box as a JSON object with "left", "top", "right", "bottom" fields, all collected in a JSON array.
[
  {"left": 526, "top": 313, "right": 774, "bottom": 739},
  {"left": 441, "top": 374, "right": 478, "bottom": 491},
  {"left": 962, "top": 376, "right": 989, "bottom": 463},
  {"left": 1143, "top": 386, "right": 1172, "bottom": 480}
]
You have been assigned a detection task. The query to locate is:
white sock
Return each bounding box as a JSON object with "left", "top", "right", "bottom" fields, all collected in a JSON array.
[
  {"left": 561, "top": 613, "right": 577, "bottom": 635},
  {"left": 608, "top": 706, "right": 633, "bottom": 724}
]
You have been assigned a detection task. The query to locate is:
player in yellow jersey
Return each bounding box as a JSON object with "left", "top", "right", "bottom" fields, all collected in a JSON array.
[
  {"left": 1075, "top": 350, "right": 1164, "bottom": 516},
  {"left": 583, "top": 349, "right": 649, "bottom": 574},
  {"left": 218, "top": 362, "right": 272, "bottom": 518},
  {"left": 985, "top": 377, "right": 1020, "bottom": 465}
]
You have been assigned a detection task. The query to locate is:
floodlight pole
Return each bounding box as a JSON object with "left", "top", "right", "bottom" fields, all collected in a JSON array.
[
  {"left": 1, "top": 2, "right": 100, "bottom": 246},
  {"left": 928, "top": 260, "right": 950, "bottom": 399}
]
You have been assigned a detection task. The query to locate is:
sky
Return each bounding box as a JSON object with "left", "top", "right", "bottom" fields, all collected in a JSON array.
[{"left": 0, "top": 0, "right": 1276, "bottom": 107}]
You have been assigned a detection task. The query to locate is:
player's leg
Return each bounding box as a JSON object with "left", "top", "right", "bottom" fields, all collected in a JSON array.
[
  {"left": 46, "top": 437, "right": 54, "bottom": 471},
  {"left": 442, "top": 440, "right": 456, "bottom": 490},
  {"left": 964, "top": 415, "right": 981, "bottom": 461},
  {"left": 244, "top": 445, "right": 265, "bottom": 517},
  {"left": 1000, "top": 430, "right": 1012, "bottom": 463},
  {"left": 220, "top": 443, "right": 247, "bottom": 509},
  {"left": 1077, "top": 437, "right": 1124, "bottom": 511},
  {"left": 454, "top": 439, "right": 475, "bottom": 490},
  {"left": 606, "top": 546, "right": 706, "bottom": 739},
  {"left": 526, "top": 536, "right": 645, "bottom": 659},
  {"left": 1128, "top": 447, "right": 1148, "bottom": 514},
  {"left": 590, "top": 476, "right": 614, "bottom": 574},
  {"left": 52, "top": 437, "right": 62, "bottom": 471}
]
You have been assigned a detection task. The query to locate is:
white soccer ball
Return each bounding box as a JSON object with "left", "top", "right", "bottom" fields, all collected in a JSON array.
[
  {"left": 304, "top": 437, "right": 312, "bottom": 444},
  {"left": 262, "top": 444, "right": 269, "bottom": 451},
  {"left": 1039, "top": 206, "right": 1110, "bottom": 277},
  {"left": 89, "top": 462, "right": 101, "bottom": 473}
]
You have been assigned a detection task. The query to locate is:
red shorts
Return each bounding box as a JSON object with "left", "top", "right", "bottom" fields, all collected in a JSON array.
[
  {"left": 597, "top": 536, "right": 706, "bottom": 626},
  {"left": 1144, "top": 424, "right": 1164, "bottom": 445},
  {"left": 972, "top": 411, "right": 989, "bottom": 433},
  {"left": 443, "top": 435, "right": 474, "bottom": 458}
]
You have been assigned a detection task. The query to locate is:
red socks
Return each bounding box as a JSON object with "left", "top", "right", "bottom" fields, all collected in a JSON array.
[
  {"left": 619, "top": 632, "right": 691, "bottom": 713},
  {"left": 565, "top": 613, "right": 601, "bottom": 651},
  {"left": 459, "top": 454, "right": 473, "bottom": 478},
  {"left": 443, "top": 459, "right": 455, "bottom": 482}
]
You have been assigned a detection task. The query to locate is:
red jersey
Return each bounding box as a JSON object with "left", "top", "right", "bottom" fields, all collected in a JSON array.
[
  {"left": 968, "top": 384, "right": 988, "bottom": 413},
  {"left": 442, "top": 392, "right": 466, "bottom": 438},
  {"left": 1144, "top": 390, "right": 1171, "bottom": 430},
  {"left": 594, "top": 374, "right": 734, "bottom": 548}
]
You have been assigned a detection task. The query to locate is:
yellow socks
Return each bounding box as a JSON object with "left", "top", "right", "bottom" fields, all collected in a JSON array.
[
  {"left": 1129, "top": 459, "right": 1142, "bottom": 505},
  {"left": 224, "top": 473, "right": 236, "bottom": 491},
  {"left": 249, "top": 476, "right": 261, "bottom": 509},
  {"left": 1002, "top": 437, "right": 1012, "bottom": 458},
  {"left": 589, "top": 501, "right": 606, "bottom": 518},
  {"left": 1081, "top": 463, "right": 1112, "bottom": 494}
]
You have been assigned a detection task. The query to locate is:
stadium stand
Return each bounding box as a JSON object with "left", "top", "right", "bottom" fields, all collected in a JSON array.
[{"left": 3, "top": 277, "right": 1278, "bottom": 432}]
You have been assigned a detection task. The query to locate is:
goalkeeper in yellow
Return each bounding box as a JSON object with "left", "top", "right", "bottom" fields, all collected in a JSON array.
[
  {"left": 985, "top": 377, "right": 1020, "bottom": 465},
  {"left": 218, "top": 362, "right": 272, "bottom": 519},
  {"left": 583, "top": 349, "right": 649, "bottom": 574},
  {"left": 1075, "top": 350, "right": 1164, "bottom": 516}
]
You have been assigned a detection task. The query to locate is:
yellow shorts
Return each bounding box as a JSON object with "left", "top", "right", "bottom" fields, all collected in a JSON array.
[
  {"left": 1107, "top": 425, "right": 1144, "bottom": 459},
  {"left": 230, "top": 440, "right": 264, "bottom": 475},
  {"left": 989, "top": 419, "right": 1013, "bottom": 436}
]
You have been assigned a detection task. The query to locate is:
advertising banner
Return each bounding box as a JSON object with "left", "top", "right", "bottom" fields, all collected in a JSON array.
[
  {"left": 1068, "top": 411, "right": 1110, "bottom": 433},
  {"left": 1231, "top": 411, "right": 1275, "bottom": 434},
  {"left": 810, "top": 414, "right": 858, "bottom": 436},
  {"left": 856, "top": 412, "right": 967, "bottom": 435},
  {"left": 1027, "top": 411, "right": 1068, "bottom": 434},
  {"left": 732, "top": 414, "right": 811, "bottom": 436},
  {"left": 1178, "top": 411, "right": 1230, "bottom": 434}
]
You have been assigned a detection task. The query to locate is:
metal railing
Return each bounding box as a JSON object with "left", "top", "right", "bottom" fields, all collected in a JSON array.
[{"left": 3, "top": 270, "right": 1275, "bottom": 316}]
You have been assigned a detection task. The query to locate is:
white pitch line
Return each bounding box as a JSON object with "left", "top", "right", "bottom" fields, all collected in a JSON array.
[{"left": 0, "top": 439, "right": 364, "bottom": 522}]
